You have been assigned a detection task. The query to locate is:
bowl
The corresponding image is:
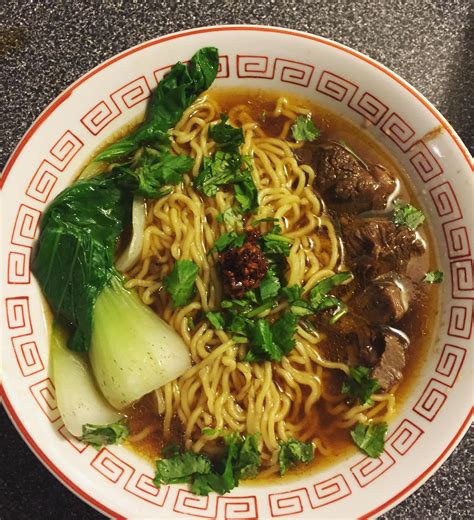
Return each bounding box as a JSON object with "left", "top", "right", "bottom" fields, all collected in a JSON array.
[{"left": 2, "top": 25, "right": 472, "bottom": 519}]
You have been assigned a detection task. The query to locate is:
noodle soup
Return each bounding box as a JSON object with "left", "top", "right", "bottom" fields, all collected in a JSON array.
[
  {"left": 33, "top": 48, "right": 441, "bottom": 493},
  {"left": 123, "top": 88, "right": 438, "bottom": 477}
]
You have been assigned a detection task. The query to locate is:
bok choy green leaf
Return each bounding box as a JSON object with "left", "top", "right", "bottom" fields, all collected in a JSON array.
[{"left": 95, "top": 47, "right": 219, "bottom": 162}]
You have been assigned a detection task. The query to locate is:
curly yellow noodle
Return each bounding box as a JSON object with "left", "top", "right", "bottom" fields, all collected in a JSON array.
[{"left": 126, "top": 93, "right": 395, "bottom": 475}]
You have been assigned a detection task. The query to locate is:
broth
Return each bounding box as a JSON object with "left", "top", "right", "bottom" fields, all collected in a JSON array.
[{"left": 125, "top": 87, "right": 439, "bottom": 478}]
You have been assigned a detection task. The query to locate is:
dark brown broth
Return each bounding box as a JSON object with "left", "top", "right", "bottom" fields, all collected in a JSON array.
[{"left": 126, "top": 87, "right": 439, "bottom": 477}]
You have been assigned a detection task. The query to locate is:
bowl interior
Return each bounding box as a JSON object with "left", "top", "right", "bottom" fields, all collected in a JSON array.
[{"left": 2, "top": 26, "right": 472, "bottom": 519}]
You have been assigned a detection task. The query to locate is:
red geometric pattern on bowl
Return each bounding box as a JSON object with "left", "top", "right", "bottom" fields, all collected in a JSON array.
[
  {"left": 12, "top": 338, "right": 44, "bottom": 377},
  {"left": 313, "top": 474, "right": 351, "bottom": 508},
  {"left": 8, "top": 247, "right": 31, "bottom": 284},
  {"left": 26, "top": 160, "right": 59, "bottom": 203},
  {"left": 450, "top": 259, "right": 474, "bottom": 299},
  {"left": 173, "top": 490, "right": 257, "bottom": 519},
  {"left": 443, "top": 221, "right": 471, "bottom": 259},
  {"left": 48, "top": 130, "right": 84, "bottom": 171},
  {"left": 386, "top": 419, "right": 424, "bottom": 456},
  {"left": 10, "top": 204, "right": 42, "bottom": 247},
  {"left": 81, "top": 99, "right": 122, "bottom": 136},
  {"left": 124, "top": 472, "right": 169, "bottom": 507},
  {"left": 434, "top": 344, "right": 467, "bottom": 387},
  {"left": 237, "top": 55, "right": 314, "bottom": 87},
  {"left": 91, "top": 448, "right": 135, "bottom": 484},
  {"left": 111, "top": 76, "right": 151, "bottom": 110},
  {"left": 268, "top": 474, "right": 351, "bottom": 516},
  {"left": 268, "top": 488, "right": 309, "bottom": 517},
  {"left": 57, "top": 424, "right": 89, "bottom": 454},
  {"left": 380, "top": 112, "right": 416, "bottom": 152},
  {"left": 448, "top": 301, "right": 473, "bottom": 339},
  {"left": 350, "top": 451, "right": 396, "bottom": 488},
  {"left": 5, "top": 296, "right": 33, "bottom": 335},
  {"left": 1, "top": 33, "right": 471, "bottom": 519},
  {"left": 429, "top": 181, "right": 463, "bottom": 221},
  {"left": 153, "top": 55, "right": 230, "bottom": 84},
  {"left": 412, "top": 379, "right": 448, "bottom": 422},
  {"left": 316, "top": 70, "right": 388, "bottom": 124},
  {"left": 28, "top": 378, "right": 61, "bottom": 423},
  {"left": 408, "top": 140, "right": 443, "bottom": 182}
]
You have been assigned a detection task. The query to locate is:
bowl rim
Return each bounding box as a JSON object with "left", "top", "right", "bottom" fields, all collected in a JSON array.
[{"left": 1, "top": 24, "right": 473, "bottom": 519}]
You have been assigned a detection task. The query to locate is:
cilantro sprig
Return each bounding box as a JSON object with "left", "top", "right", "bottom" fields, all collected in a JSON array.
[
  {"left": 423, "top": 270, "right": 444, "bottom": 284},
  {"left": 153, "top": 433, "right": 261, "bottom": 495},
  {"left": 81, "top": 421, "right": 129, "bottom": 450},
  {"left": 392, "top": 201, "right": 425, "bottom": 230},
  {"left": 291, "top": 115, "right": 320, "bottom": 142},
  {"left": 164, "top": 260, "right": 199, "bottom": 308},
  {"left": 342, "top": 366, "right": 380, "bottom": 405},
  {"left": 195, "top": 114, "right": 258, "bottom": 213},
  {"left": 278, "top": 438, "right": 315, "bottom": 475},
  {"left": 351, "top": 422, "right": 387, "bottom": 458}
]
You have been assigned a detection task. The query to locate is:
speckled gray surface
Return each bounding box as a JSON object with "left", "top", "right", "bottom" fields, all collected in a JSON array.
[{"left": 1, "top": 0, "right": 472, "bottom": 519}]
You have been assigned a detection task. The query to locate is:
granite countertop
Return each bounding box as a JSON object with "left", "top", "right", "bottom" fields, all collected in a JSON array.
[{"left": 1, "top": 1, "right": 472, "bottom": 519}]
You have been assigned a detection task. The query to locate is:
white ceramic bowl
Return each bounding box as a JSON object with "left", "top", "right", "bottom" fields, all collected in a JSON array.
[{"left": 2, "top": 25, "right": 473, "bottom": 519}]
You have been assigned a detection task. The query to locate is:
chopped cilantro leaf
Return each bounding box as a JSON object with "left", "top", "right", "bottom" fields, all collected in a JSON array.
[
  {"left": 153, "top": 451, "right": 211, "bottom": 487},
  {"left": 210, "top": 231, "right": 246, "bottom": 253},
  {"left": 392, "top": 201, "right": 425, "bottom": 230},
  {"left": 423, "top": 270, "right": 444, "bottom": 284},
  {"left": 351, "top": 422, "right": 388, "bottom": 458},
  {"left": 216, "top": 207, "right": 243, "bottom": 229},
  {"left": 164, "top": 260, "right": 199, "bottom": 308},
  {"left": 244, "top": 319, "right": 281, "bottom": 362},
  {"left": 278, "top": 438, "right": 314, "bottom": 475},
  {"left": 291, "top": 115, "right": 320, "bottom": 142},
  {"left": 209, "top": 114, "right": 244, "bottom": 151},
  {"left": 195, "top": 152, "right": 239, "bottom": 197},
  {"left": 155, "top": 433, "right": 261, "bottom": 496},
  {"left": 234, "top": 169, "right": 259, "bottom": 213},
  {"left": 271, "top": 312, "right": 298, "bottom": 355},
  {"left": 259, "top": 268, "right": 281, "bottom": 301},
  {"left": 206, "top": 311, "right": 225, "bottom": 330},
  {"left": 235, "top": 433, "right": 261, "bottom": 479},
  {"left": 262, "top": 227, "right": 292, "bottom": 256},
  {"left": 81, "top": 421, "right": 128, "bottom": 450},
  {"left": 342, "top": 366, "right": 380, "bottom": 405}
]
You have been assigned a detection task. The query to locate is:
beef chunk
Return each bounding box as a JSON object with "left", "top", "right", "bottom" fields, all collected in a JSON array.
[
  {"left": 355, "top": 273, "right": 414, "bottom": 325},
  {"left": 312, "top": 144, "right": 395, "bottom": 210},
  {"left": 342, "top": 218, "right": 424, "bottom": 277},
  {"left": 371, "top": 329, "right": 409, "bottom": 391},
  {"left": 220, "top": 228, "right": 268, "bottom": 298}
]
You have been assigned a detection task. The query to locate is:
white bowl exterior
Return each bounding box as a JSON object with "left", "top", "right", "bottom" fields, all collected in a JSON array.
[{"left": 2, "top": 26, "right": 473, "bottom": 519}]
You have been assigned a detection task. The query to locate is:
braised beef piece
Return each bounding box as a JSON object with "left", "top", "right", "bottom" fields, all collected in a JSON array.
[
  {"left": 354, "top": 272, "right": 414, "bottom": 325},
  {"left": 219, "top": 228, "right": 268, "bottom": 298},
  {"left": 312, "top": 144, "right": 395, "bottom": 210},
  {"left": 342, "top": 218, "right": 424, "bottom": 278},
  {"left": 371, "top": 329, "right": 409, "bottom": 391}
]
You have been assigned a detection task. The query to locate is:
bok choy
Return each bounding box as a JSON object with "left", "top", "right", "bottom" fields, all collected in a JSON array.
[
  {"left": 90, "top": 276, "right": 191, "bottom": 410},
  {"left": 51, "top": 324, "right": 122, "bottom": 436},
  {"left": 33, "top": 47, "right": 219, "bottom": 430}
]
